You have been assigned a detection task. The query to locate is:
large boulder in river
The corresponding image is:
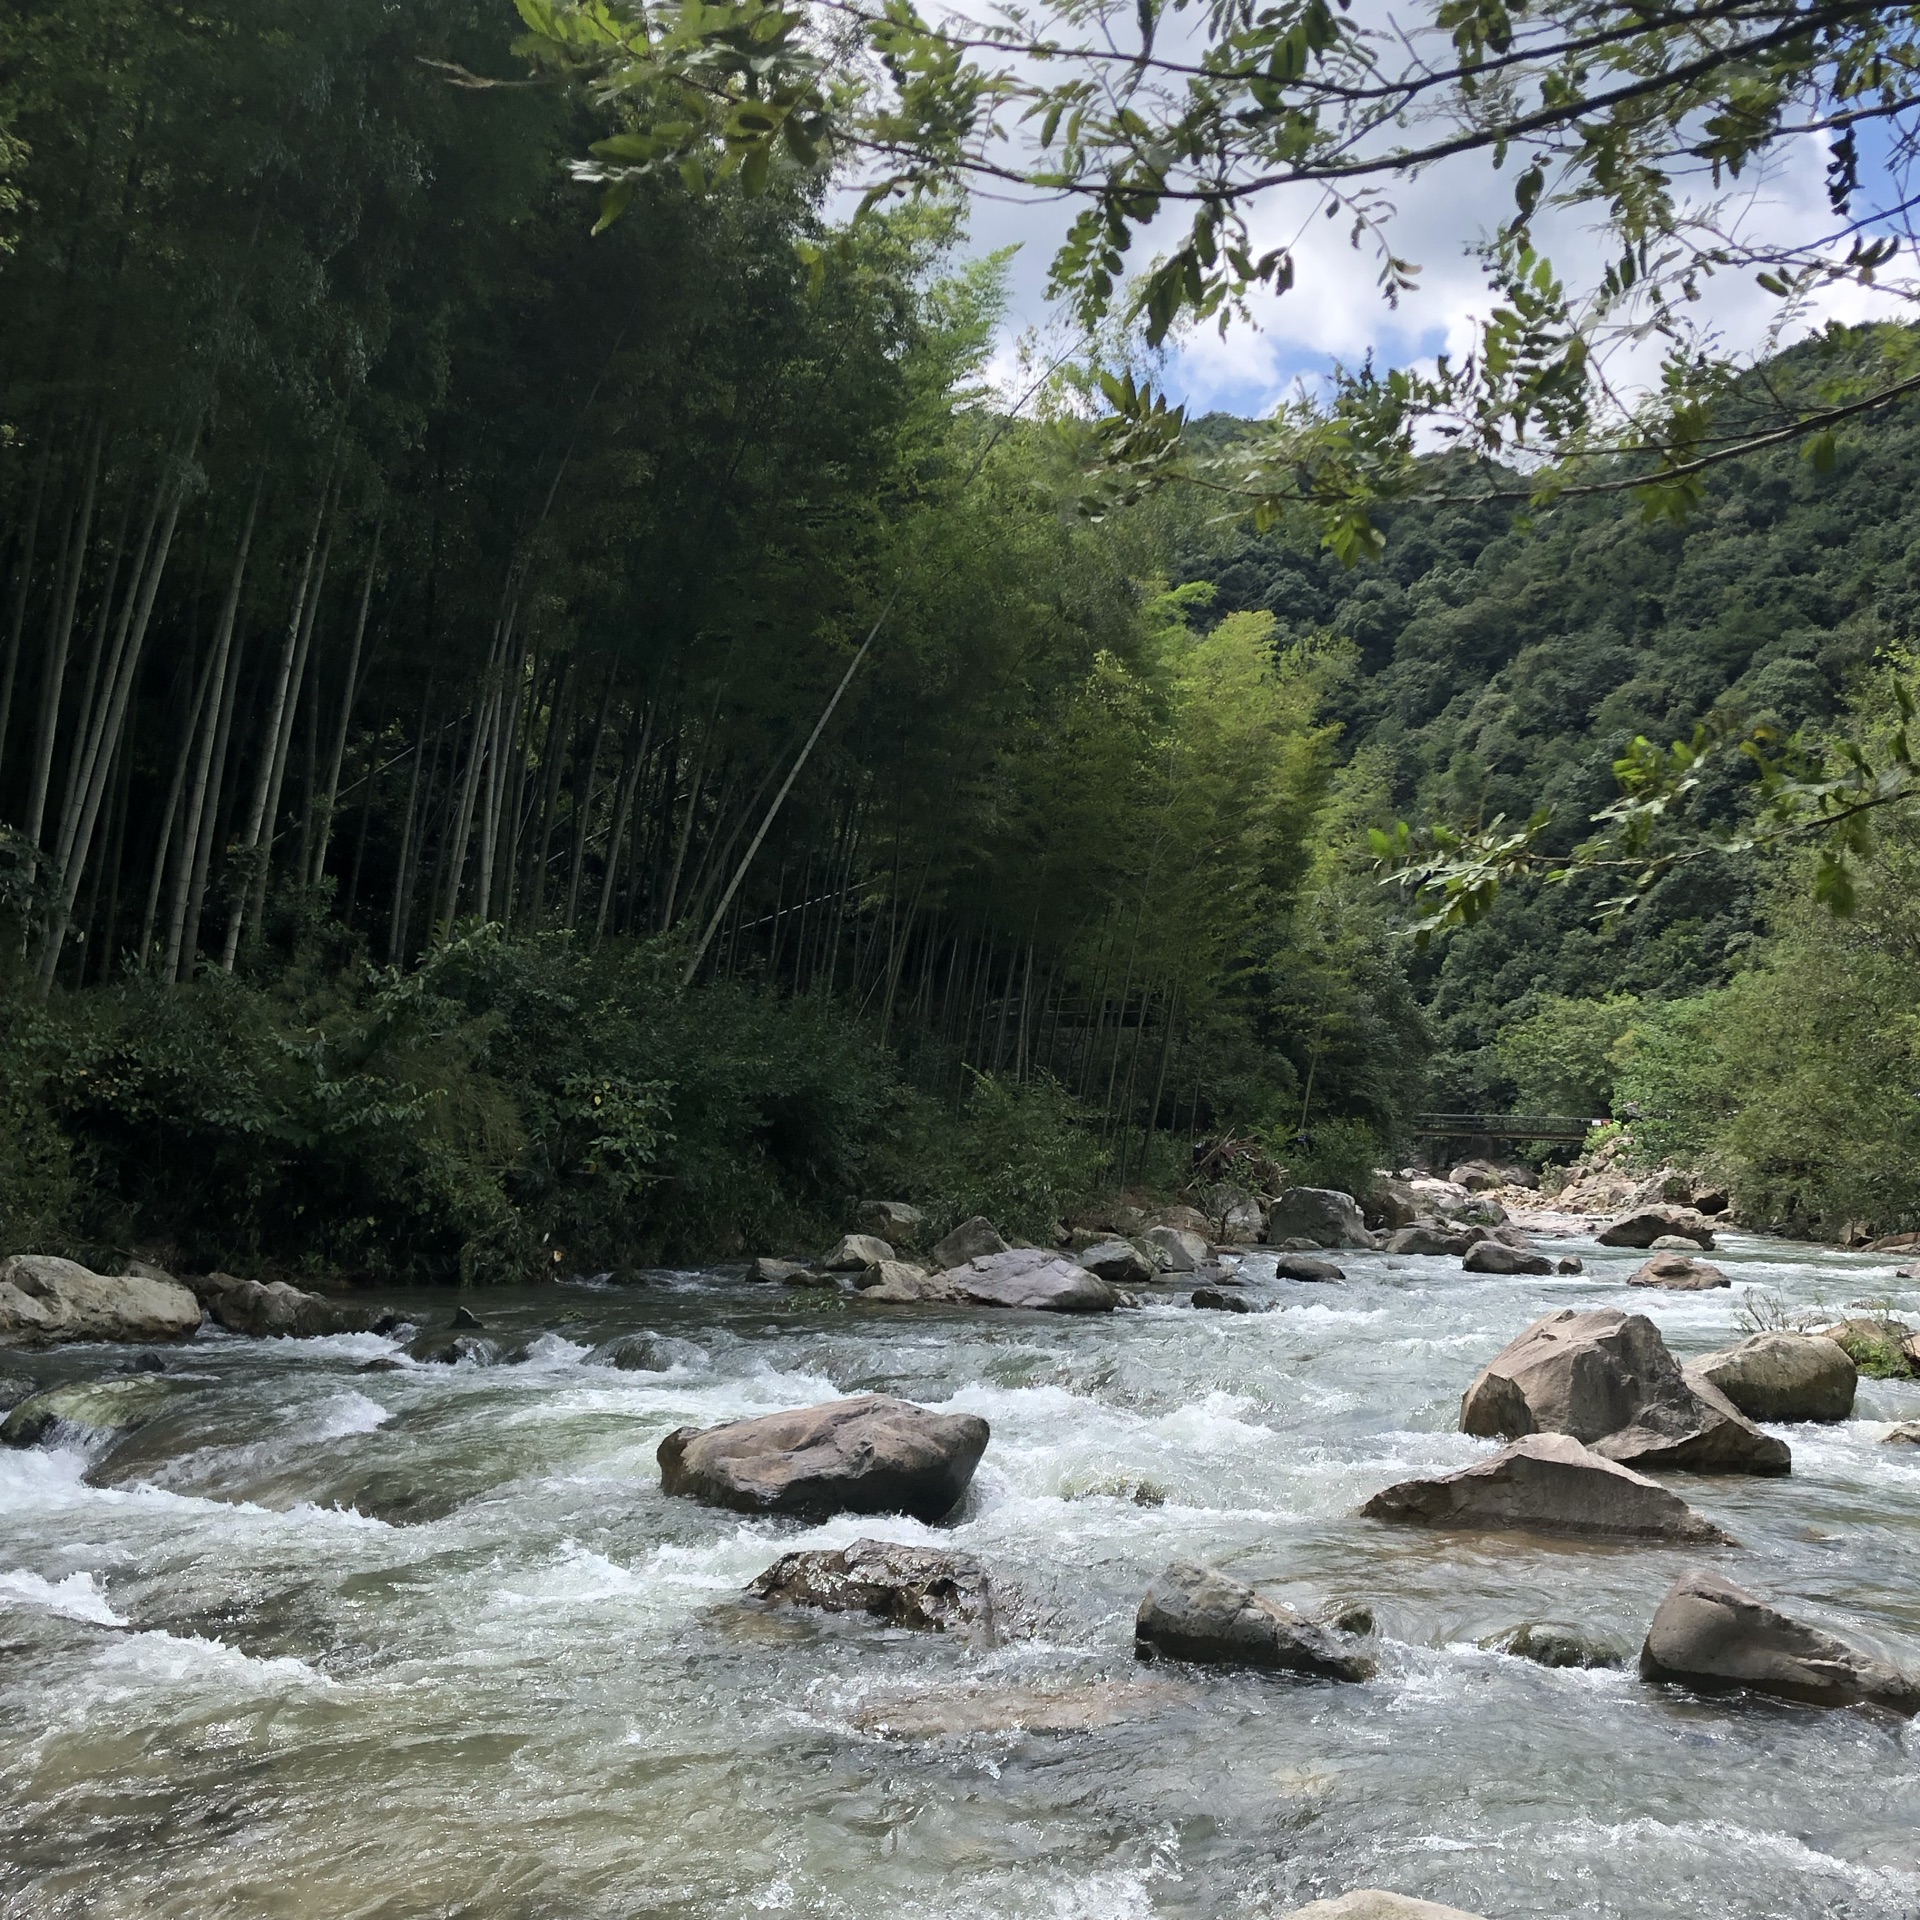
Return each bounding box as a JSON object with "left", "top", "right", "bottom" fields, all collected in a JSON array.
[
  {"left": 748, "top": 1538, "right": 998, "bottom": 1638},
  {"left": 2, "top": 1374, "right": 192, "bottom": 1449},
  {"left": 1692, "top": 1332, "right": 1856, "bottom": 1421},
  {"left": 1361, "top": 1433, "right": 1727, "bottom": 1543},
  {"left": 1367, "top": 1178, "right": 1422, "bottom": 1230},
  {"left": 1143, "top": 1225, "right": 1209, "bottom": 1274},
  {"left": 1134, "top": 1562, "right": 1375, "bottom": 1680},
  {"left": 821, "top": 1232, "right": 893, "bottom": 1272},
  {"left": 856, "top": 1200, "right": 926, "bottom": 1246},
  {"left": 1384, "top": 1225, "right": 1475, "bottom": 1256},
  {"left": 658, "top": 1393, "right": 989, "bottom": 1521},
  {"left": 193, "top": 1271, "right": 382, "bottom": 1337},
  {"left": 1273, "top": 1253, "right": 1345, "bottom": 1282},
  {"left": 929, "top": 1216, "right": 1008, "bottom": 1268},
  {"left": 1281, "top": 1895, "right": 1486, "bottom": 1920},
  {"left": 1596, "top": 1205, "right": 1716, "bottom": 1250},
  {"left": 942, "top": 1248, "right": 1116, "bottom": 1312},
  {"left": 1627, "top": 1252, "right": 1729, "bottom": 1290},
  {"left": 1078, "top": 1238, "right": 1156, "bottom": 1286},
  {"left": 1640, "top": 1568, "right": 1920, "bottom": 1712},
  {"left": 1460, "top": 1308, "right": 1790, "bottom": 1474},
  {"left": 0, "top": 1256, "right": 202, "bottom": 1347},
  {"left": 1462, "top": 1239, "right": 1552, "bottom": 1275},
  {"left": 1265, "top": 1188, "right": 1371, "bottom": 1249}
]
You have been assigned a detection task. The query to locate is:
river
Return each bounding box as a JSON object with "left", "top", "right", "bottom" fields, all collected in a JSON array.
[{"left": 2, "top": 1232, "right": 1918, "bottom": 1918}]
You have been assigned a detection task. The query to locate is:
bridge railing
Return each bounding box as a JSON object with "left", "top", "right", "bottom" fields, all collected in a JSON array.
[{"left": 1411, "top": 1113, "right": 1604, "bottom": 1144}]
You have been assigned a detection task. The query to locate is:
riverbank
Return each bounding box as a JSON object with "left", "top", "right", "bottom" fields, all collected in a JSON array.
[{"left": 4, "top": 1228, "right": 1920, "bottom": 1916}]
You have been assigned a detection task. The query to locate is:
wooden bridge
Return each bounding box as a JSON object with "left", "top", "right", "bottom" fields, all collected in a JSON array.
[{"left": 1411, "top": 1113, "right": 1602, "bottom": 1146}]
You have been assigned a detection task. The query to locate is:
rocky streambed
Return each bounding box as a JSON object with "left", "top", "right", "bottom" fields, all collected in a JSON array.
[{"left": 3, "top": 1232, "right": 1920, "bottom": 1917}]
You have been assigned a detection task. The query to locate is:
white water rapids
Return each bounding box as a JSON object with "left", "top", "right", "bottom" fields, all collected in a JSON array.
[{"left": 2, "top": 1233, "right": 1919, "bottom": 1917}]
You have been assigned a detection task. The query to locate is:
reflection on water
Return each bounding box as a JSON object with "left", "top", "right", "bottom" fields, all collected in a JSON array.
[{"left": 1, "top": 1235, "right": 1918, "bottom": 1917}]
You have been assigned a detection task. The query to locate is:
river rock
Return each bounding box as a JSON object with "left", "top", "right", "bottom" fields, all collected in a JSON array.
[
  {"left": 752, "top": 1256, "right": 810, "bottom": 1284},
  {"left": 821, "top": 1233, "right": 893, "bottom": 1272},
  {"left": 1143, "top": 1225, "right": 1209, "bottom": 1273},
  {"left": 1460, "top": 1308, "right": 1790, "bottom": 1474},
  {"left": 747, "top": 1538, "right": 997, "bottom": 1637},
  {"left": 658, "top": 1393, "right": 989, "bottom": 1521},
  {"left": 2, "top": 1374, "right": 190, "bottom": 1448},
  {"left": 855, "top": 1258, "right": 932, "bottom": 1293},
  {"left": 929, "top": 1216, "right": 1008, "bottom": 1268},
  {"left": 407, "top": 1331, "right": 499, "bottom": 1364},
  {"left": 1135, "top": 1562, "right": 1375, "bottom": 1679},
  {"left": 1819, "top": 1317, "right": 1916, "bottom": 1377},
  {"left": 857, "top": 1200, "right": 926, "bottom": 1245},
  {"left": 1273, "top": 1254, "right": 1346, "bottom": 1282},
  {"left": 1496, "top": 1622, "right": 1624, "bottom": 1669},
  {"left": 1266, "top": 1187, "right": 1371, "bottom": 1249},
  {"left": 1368, "top": 1178, "right": 1422, "bottom": 1229},
  {"left": 1627, "top": 1252, "right": 1730, "bottom": 1290},
  {"left": 1078, "top": 1238, "right": 1156, "bottom": 1286},
  {"left": 1883, "top": 1422, "right": 1920, "bottom": 1444},
  {"left": 1191, "top": 1286, "right": 1260, "bottom": 1312},
  {"left": 1149, "top": 1204, "right": 1213, "bottom": 1237},
  {"left": 939, "top": 1248, "right": 1117, "bottom": 1312},
  {"left": 1640, "top": 1568, "right": 1920, "bottom": 1711},
  {"left": 1281, "top": 1894, "right": 1486, "bottom": 1920},
  {"left": 1361, "top": 1433, "right": 1727, "bottom": 1542},
  {"left": 1383, "top": 1225, "right": 1473, "bottom": 1256},
  {"left": 0, "top": 1256, "right": 202, "bottom": 1347},
  {"left": 1462, "top": 1239, "right": 1552, "bottom": 1275},
  {"left": 1221, "top": 1198, "right": 1266, "bottom": 1244},
  {"left": 1557, "top": 1256, "right": 1584, "bottom": 1274},
  {"left": 192, "top": 1271, "right": 382, "bottom": 1337},
  {"left": 1596, "top": 1205, "right": 1716, "bottom": 1250},
  {"left": 1692, "top": 1332, "right": 1856, "bottom": 1421}
]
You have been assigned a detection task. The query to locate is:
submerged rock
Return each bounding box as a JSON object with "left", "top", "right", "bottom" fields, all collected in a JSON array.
[
  {"left": 1627, "top": 1252, "right": 1730, "bottom": 1290},
  {"left": 854, "top": 1678, "right": 1188, "bottom": 1737},
  {"left": 1282, "top": 1894, "right": 1486, "bottom": 1920},
  {"left": 1076, "top": 1238, "right": 1156, "bottom": 1286},
  {"left": 1273, "top": 1254, "right": 1345, "bottom": 1282},
  {"left": 1362, "top": 1433, "right": 1728, "bottom": 1542},
  {"left": 1596, "top": 1206, "right": 1716, "bottom": 1250},
  {"left": 747, "top": 1538, "right": 998, "bottom": 1637},
  {"left": 1460, "top": 1307, "right": 1790, "bottom": 1475},
  {"left": 1265, "top": 1188, "right": 1371, "bottom": 1249},
  {"left": 658, "top": 1393, "right": 989, "bottom": 1521},
  {"left": 2, "top": 1375, "right": 191, "bottom": 1448},
  {"left": 1495, "top": 1622, "right": 1624, "bottom": 1670},
  {"left": 1640, "top": 1568, "right": 1920, "bottom": 1712},
  {"left": 1462, "top": 1240, "right": 1553, "bottom": 1275},
  {"left": 1692, "top": 1332, "right": 1856, "bottom": 1421},
  {"left": 0, "top": 1256, "right": 202, "bottom": 1347},
  {"left": 929, "top": 1216, "right": 1009, "bottom": 1268},
  {"left": 1134, "top": 1562, "right": 1375, "bottom": 1679},
  {"left": 406, "top": 1331, "right": 499, "bottom": 1365},
  {"left": 193, "top": 1271, "right": 385, "bottom": 1337}
]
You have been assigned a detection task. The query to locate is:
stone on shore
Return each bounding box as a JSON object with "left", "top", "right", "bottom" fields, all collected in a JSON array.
[
  {"left": 1462, "top": 1239, "right": 1553, "bottom": 1275},
  {"left": 748, "top": 1538, "right": 997, "bottom": 1637},
  {"left": 658, "top": 1393, "right": 989, "bottom": 1521},
  {"left": 856, "top": 1201, "right": 926, "bottom": 1245},
  {"left": 1134, "top": 1562, "right": 1375, "bottom": 1679},
  {"left": 1627, "top": 1252, "right": 1730, "bottom": 1290},
  {"left": 1281, "top": 1894, "right": 1486, "bottom": 1920},
  {"left": 1143, "top": 1225, "right": 1210, "bottom": 1273},
  {"left": 821, "top": 1233, "right": 894, "bottom": 1272},
  {"left": 1692, "top": 1332, "right": 1856, "bottom": 1421},
  {"left": 193, "top": 1270, "right": 384, "bottom": 1337},
  {"left": 1273, "top": 1254, "right": 1346, "bottom": 1282},
  {"left": 1149, "top": 1204, "right": 1214, "bottom": 1238},
  {"left": 1460, "top": 1307, "right": 1790, "bottom": 1474},
  {"left": 929, "top": 1216, "right": 1009, "bottom": 1269},
  {"left": 1078, "top": 1238, "right": 1157, "bottom": 1286},
  {"left": 1596, "top": 1206, "right": 1716, "bottom": 1250},
  {"left": 1640, "top": 1568, "right": 1920, "bottom": 1712},
  {"left": 0, "top": 1256, "right": 202, "bottom": 1348},
  {"left": 1265, "top": 1188, "right": 1372, "bottom": 1249},
  {"left": 855, "top": 1258, "right": 932, "bottom": 1294},
  {"left": 2, "top": 1374, "right": 191, "bottom": 1448},
  {"left": 1361, "top": 1432, "right": 1727, "bottom": 1542}
]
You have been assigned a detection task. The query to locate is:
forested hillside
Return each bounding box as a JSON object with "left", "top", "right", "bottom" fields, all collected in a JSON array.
[{"left": 3, "top": 0, "right": 1918, "bottom": 1274}]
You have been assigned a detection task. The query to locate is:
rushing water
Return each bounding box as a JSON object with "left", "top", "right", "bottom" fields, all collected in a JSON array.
[{"left": 3, "top": 1232, "right": 1920, "bottom": 1918}]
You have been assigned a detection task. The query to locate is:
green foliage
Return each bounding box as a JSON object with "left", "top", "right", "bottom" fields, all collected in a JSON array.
[
  {"left": 1278, "top": 1117, "right": 1384, "bottom": 1202},
  {"left": 1496, "top": 995, "right": 1641, "bottom": 1118}
]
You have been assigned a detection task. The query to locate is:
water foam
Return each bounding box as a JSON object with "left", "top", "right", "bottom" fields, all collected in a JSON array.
[{"left": 0, "top": 1566, "right": 126, "bottom": 1626}]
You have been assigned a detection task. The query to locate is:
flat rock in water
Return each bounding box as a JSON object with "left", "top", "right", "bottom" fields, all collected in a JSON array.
[
  {"left": 1640, "top": 1567, "right": 1920, "bottom": 1712},
  {"left": 193, "top": 1271, "right": 382, "bottom": 1337},
  {"left": 1382, "top": 1225, "right": 1472, "bottom": 1257},
  {"left": 1692, "top": 1332, "right": 1856, "bottom": 1421},
  {"left": 1596, "top": 1205, "right": 1716, "bottom": 1250},
  {"left": 1191, "top": 1286, "right": 1259, "bottom": 1313},
  {"left": 1627, "top": 1252, "right": 1730, "bottom": 1290},
  {"left": 1281, "top": 1893, "right": 1486, "bottom": 1920},
  {"left": 1460, "top": 1308, "right": 1790, "bottom": 1475},
  {"left": 929, "top": 1216, "right": 1008, "bottom": 1268},
  {"left": 1134, "top": 1562, "right": 1375, "bottom": 1679},
  {"left": 938, "top": 1248, "right": 1116, "bottom": 1313},
  {"left": 1266, "top": 1187, "right": 1371, "bottom": 1249},
  {"left": 820, "top": 1233, "right": 893, "bottom": 1272},
  {"left": 854, "top": 1678, "right": 1188, "bottom": 1737},
  {"left": 2, "top": 1375, "right": 191, "bottom": 1448},
  {"left": 658, "top": 1393, "right": 989, "bottom": 1521},
  {"left": 1362, "top": 1432, "right": 1727, "bottom": 1542},
  {"left": 748, "top": 1538, "right": 997, "bottom": 1637},
  {"left": 1077, "top": 1238, "right": 1156, "bottom": 1286},
  {"left": 1462, "top": 1239, "right": 1552, "bottom": 1275},
  {"left": 0, "top": 1256, "right": 202, "bottom": 1347},
  {"left": 1273, "top": 1254, "right": 1345, "bottom": 1282},
  {"left": 751, "top": 1256, "right": 810, "bottom": 1284}
]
